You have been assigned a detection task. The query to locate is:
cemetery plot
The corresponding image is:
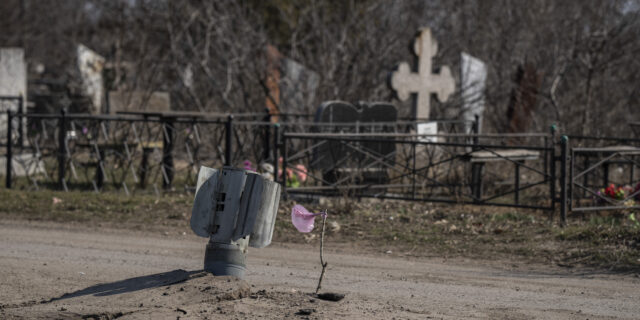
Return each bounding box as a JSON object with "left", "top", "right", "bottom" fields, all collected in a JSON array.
[
  {"left": 281, "top": 132, "right": 554, "bottom": 211},
  {"left": 569, "top": 146, "right": 640, "bottom": 212},
  {"left": 3, "top": 113, "right": 235, "bottom": 194},
  {"left": 3, "top": 109, "right": 640, "bottom": 221}
]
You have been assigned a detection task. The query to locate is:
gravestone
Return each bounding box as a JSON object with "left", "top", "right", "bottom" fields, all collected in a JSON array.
[
  {"left": 390, "top": 28, "right": 455, "bottom": 120},
  {"left": 312, "top": 101, "right": 359, "bottom": 172},
  {"left": 0, "top": 48, "right": 45, "bottom": 178},
  {"left": 460, "top": 52, "right": 487, "bottom": 133},
  {"left": 359, "top": 102, "right": 398, "bottom": 125},
  {"left": 279, "top": 57, "right": 319, "bottom": 113},
  {"left": 312, "top": 101, "right": 397, "bottom": 186},
  {"left": 77, "top": 44, "right": 105, "bottom": 114},
  {"left": 265, "top": 45, "right": 319, "bottom": 119},
  {"left": 506, "top": 62, "right": 541, "bottom": 135},
  {"left": 359, "top": 102, "right": 397, "bottom": 161},
  {"left": 0, "top": 48, "right": 27, "bottom": 143},
  {"left": 314, "top": 100, "right": 359, "bottom": 125},
  {"left": 108, "top": 90, "right": 171, "bottom": 114}
]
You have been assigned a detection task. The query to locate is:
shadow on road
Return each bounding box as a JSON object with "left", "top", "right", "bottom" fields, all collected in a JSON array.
[{"left": 48, "top": 269, "right": 203, "bottom": 301}]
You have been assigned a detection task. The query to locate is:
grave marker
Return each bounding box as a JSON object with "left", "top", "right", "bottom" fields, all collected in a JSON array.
[
  {"left": 77, "top": 44, "right": 105, "bottom": 114},
  {"left": 312, "top": 101, "right": 359, "bottom": 171},
  {"left": 312, "top": 101, "right": 397, "bottom": 186},
  {"left": 265, "top": 45, "right": 319, "bottom": 120},
  {"left": 460, "top": 52, "right": 487, "bottom": 133},
  {"left": 390, "top": 28, "right": 455, "bottom": 120},
  {"left": 0, "top": 48, "right": 27, "bottom": 142}
]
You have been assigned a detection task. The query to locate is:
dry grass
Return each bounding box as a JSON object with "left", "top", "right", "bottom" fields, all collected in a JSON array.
[{"left": 1, "top": 189, "right": 639, "bottom": 272}]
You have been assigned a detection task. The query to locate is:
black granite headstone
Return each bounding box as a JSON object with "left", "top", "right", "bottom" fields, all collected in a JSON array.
[{"left": 311, "top": 101, "right": 397, "bottom": 186}]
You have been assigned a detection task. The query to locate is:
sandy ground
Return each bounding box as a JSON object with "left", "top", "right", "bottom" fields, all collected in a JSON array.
[{"left": 0, "top": 220, "right": 639, "bottom": 319}]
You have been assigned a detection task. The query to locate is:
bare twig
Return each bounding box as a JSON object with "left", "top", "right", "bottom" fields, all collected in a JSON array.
[{"left": 315, "top": 210, "right": 328, "bottom": 294}]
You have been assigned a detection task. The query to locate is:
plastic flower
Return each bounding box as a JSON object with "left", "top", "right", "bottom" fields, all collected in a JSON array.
[
  {"left": 291, "top": 204, "right": 327, "bottom": 233},
  {"left": 243, "top": 160, "right": 255, "bottom": 172},
  {"left": 287, "top": 173, "right": 300, "bottom": 188},
  {"left": 295, "top": 164, "right": 308, "bottom": 182},
  {"left": 277, "top": 157, "right": 306, "bottom": 186},
  {"left": 602, "top": 183, "right": 626, "bottom": 200}
]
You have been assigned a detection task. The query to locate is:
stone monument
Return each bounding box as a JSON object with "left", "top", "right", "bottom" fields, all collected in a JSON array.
[
  {"left": 0, "top": 48, "right": 27, "bottom": 140},
  {"left": 265, "top": 45, "right": 319, "bottom": 120},
  {"left": 312, "top": 101, "right": 396, "bottom": 185},
  {"left": 77, "top": 44, "right": 105, "bottom": 114},
  {"left": 1, "top": 48, "right": 46, "bottom": 178},
  {"left": 460, "top": 52, "right": 487, "bottom": 133},
  {"left": 390, "top": 28, "right": 455, "bottom": 120}
]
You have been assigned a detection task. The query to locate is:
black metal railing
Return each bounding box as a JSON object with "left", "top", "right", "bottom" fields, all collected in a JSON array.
[
  {"left": 279, "top": 131, "right": 555, "bottom": 211},
  {"left": 4, "top": 107, "right": 639, "bottom": 225}
]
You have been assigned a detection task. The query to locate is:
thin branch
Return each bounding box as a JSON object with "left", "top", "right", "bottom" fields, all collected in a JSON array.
[{"left": 315, "top": 210, "right": 328, "bottom": 294}]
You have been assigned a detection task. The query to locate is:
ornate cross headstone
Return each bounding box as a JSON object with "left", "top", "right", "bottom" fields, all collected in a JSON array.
[{"left": 390, "top": 28, "right": 455, "bottom": 119}]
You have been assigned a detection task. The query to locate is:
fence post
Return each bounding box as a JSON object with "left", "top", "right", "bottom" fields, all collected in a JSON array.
[
  {"left": 273, "top": 123, "right": 279, "bottom": 184},
  {"left": 18, "top": 97, "right": 23, "bottom": 147},
  {"left": 162, "top": 116, "right": 175, "bottom": 189},
  {"left": 225, "top": 114, "right": 233, "bottom": 166},
  {"left": 472, "top": 114, "right": 480, "bottom": 146},
  {"left": 412, "top": 141, "right": 417, "bottom": 200},
  {"left": 470, "top": 114, "right": 483, "bottom": 202},
  {"left": 6, "top": 110, "right": 12, "bottom": 188},
  {"left": 560, "top": 135, "right": 569, "bottom": 226},
  {"left": 514, "top": 160, "right": 522, "bottom": 205},
  {"left": 281, "top": 130, "right": 287, "bottom": 196},
  {"left": 57, "top": 109, "right": 67, "bottom": 190},
  {"left": 263, "top": 108, "right": 271, "bottom": 162},
  {"left": 549, "top": 125, "right": 557, "bottom": 218}
]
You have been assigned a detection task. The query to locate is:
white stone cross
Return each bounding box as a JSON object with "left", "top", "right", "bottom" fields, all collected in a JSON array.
[{"left": 390, "top": 28, "right": 455, "bottom": 119}]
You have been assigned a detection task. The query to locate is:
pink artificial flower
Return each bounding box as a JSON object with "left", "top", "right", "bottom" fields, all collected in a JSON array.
[
  {"left": 243, "top": 160, "right": 255, "bottom": 171},
  {"left": 291, "top": 204, "right": 326, "bottom": 233},
  {"left": 295, "top": 164, "right": 308, "bottom": 182}
]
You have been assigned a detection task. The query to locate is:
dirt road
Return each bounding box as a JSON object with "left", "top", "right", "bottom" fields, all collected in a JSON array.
[{"left": 0, "top": 220, "right": 638, "bottom": 319}]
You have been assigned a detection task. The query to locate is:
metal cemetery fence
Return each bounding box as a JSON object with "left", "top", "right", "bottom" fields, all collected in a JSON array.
[
  {"left": 558, "top": 135, "right": 640, "bottom": 222},
  {"left": 279, "top": 132, "right": 555, "bottom": 212},
  {"left": 3, "top": 108, "right": 640, "bottom": 224},
  {"left": 1, "top": 96, "right": 24, "bottom": 148},
  {"left": 2, "top": 110, "right": 470, "bottom": 194},
  {"left": 2, "top": 111, "right": 282, "bottom": 193}
]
